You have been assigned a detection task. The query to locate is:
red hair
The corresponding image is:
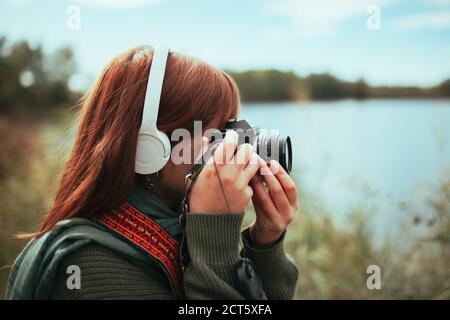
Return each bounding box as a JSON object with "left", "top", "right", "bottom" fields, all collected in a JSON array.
[{"left": 35, "top": 46, "right": 240, "bottom": 236}]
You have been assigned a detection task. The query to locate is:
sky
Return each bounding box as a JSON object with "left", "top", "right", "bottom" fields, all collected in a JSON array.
[{"left": 0, "top": 0, "right": 450, "bottom": 90}]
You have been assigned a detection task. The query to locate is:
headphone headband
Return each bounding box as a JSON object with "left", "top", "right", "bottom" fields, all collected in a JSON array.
[
  {"left": 140, "top": 46, "right": 170, "bottom": 132},
  {"left": 135, "top": 46, "right": 171, "bottom": 175}
]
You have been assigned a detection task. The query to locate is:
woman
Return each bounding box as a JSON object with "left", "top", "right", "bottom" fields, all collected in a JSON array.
[{"left": 6, "top": 46, "right": 299, "bottom": 300}]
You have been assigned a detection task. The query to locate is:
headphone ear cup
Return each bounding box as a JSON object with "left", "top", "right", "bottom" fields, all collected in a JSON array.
[
  {"left": 135, "top": 131, "right": 171, "bottom": 174},
  {"left": 157, "top": 130, "right": 171, "bottom": 158}
]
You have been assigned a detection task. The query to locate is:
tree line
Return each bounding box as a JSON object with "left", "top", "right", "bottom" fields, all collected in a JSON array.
[
  {"left": 228, "top": 70, "right": 450, "bottom": 102},
  {"left": 1, "top": 37, "right": 449, "bottom": 116}
]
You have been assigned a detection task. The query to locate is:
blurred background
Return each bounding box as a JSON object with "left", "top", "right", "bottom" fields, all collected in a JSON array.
[{"left": 0, "top": 0, "right": 449, "bottom": 299}]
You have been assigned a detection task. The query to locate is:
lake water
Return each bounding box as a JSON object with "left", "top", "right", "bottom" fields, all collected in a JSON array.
[{"left": 241, "top": 99, "right": 450, "bottom": 234}]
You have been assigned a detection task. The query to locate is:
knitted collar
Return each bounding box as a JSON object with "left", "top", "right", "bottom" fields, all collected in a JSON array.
[{"left": 127, "top": 182, "right": 183, "bottom": 242}]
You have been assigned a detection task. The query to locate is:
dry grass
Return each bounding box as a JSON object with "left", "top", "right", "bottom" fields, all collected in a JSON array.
[{"left": 284, "top": 179, "right": 450, "bottom": 299}]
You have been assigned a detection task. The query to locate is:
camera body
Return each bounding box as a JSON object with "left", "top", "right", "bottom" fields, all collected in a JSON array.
[{"left": 208, "top": 119, "right": 292, "bottom": 174}]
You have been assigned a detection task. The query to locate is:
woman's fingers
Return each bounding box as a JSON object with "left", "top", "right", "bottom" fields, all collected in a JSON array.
[
  {"left": 269, "top": 160, "right": 298, "bottom": 209},
  {"left": 243, "top": 152, "right": 260, "bottom": 181},
  {"left": 233, "top": 143, "right": 254, "bottom": 167},
  {"left": 250, "top": 175, "right": 277, "bottom": 218},
  {"left": 214, "top": 130, "right": 238, "bottom": 165},
  {"left": 195, "top": 136, "right": 210, "bottom": 165},
  {"left": 259, "top": 160, "right": 290, "bottom": 212}
]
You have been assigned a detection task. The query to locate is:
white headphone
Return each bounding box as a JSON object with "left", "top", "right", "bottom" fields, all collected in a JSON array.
[{"left": 135, "top": 46, "right": 171, "bottom": 174}]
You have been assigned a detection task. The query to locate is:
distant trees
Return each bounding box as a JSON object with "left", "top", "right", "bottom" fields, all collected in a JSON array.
[
  {"left": 305, "top": 74, "right": 347, "bottom": 100},
  {"left": 228, "top": 69, "right": 450, "bottom": 102},
  {"left": 438, "top": 79, "right": 450, "bottom": 97},
  {"left": 1, "top": 37, "right": 449, "bottom": 109},
  {"left": 228, "top": 69, "right": 301, "bottom": 101},
  {"left": 0, "top": 37, "right": 76, "bottom": 116}
]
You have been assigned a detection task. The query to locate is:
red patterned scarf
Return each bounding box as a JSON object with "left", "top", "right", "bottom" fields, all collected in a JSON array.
[{"left": 98, "top": 201, "right": 185, "bottom": 298}]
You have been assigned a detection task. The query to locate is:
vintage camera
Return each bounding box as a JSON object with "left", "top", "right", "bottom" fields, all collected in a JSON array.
[{"left": 207, "top": 119, "right": 292, "bottom": 174}]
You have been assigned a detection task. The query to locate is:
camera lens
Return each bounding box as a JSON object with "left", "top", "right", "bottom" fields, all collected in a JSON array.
[
  {"left": 280, "top": 136, "right": 292, "bottom": 174},
  {"left": 256, "top": 135, "right": 292, "bottom": 174}
]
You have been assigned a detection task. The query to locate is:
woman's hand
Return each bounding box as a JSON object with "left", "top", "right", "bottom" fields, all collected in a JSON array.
[
  {"left": 249, "top": 160, "right": 299, "bottom": 246},
  {"left": 189, "top": 130, "right": 260, "bottom": 214}
]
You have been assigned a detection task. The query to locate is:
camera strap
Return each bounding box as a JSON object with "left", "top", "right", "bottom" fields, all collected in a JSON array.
[
  {"left": 179, "top": 153, "right": 209, "bottom": 269},
  {"left": 179, "top": 142, "right": 219, "bottom": 268}
]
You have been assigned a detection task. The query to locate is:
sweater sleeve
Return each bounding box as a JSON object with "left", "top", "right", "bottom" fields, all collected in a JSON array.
[
  {"left": 182, "top": 213, "right": 254, "bottom": 299},
  {"left": 240, "top": 228, "right": 299, "bottom": 300},
  {"left": 49, "top": 244, "right": 175, "bottom": 300},
  {"left": 182, "top": 213, "right": 298, "bottom": 299}
]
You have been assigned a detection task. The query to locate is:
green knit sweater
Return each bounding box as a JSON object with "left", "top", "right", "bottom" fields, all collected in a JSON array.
[{"left": 50, "top": 213, "right": 298, "bottom": 300}]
